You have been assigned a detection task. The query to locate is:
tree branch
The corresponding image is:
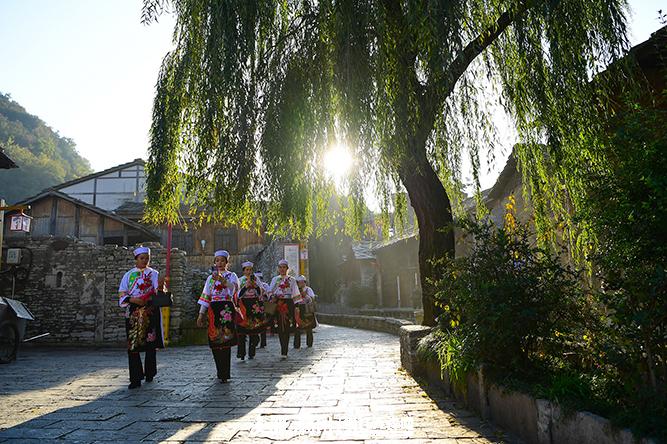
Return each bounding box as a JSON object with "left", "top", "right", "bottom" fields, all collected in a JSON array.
[
  {"left": 419, "top": 1, "right": 536, "bottom": 141},
  {"left": 445, "top": 1, "right": 532, "bottom": 98}
]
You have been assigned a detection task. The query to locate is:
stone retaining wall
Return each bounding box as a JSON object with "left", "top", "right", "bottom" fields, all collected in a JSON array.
[
  {"left": 318, "top": 303, "right": 422, "bottom": 322},
  {"left": 399, "top": 324, "right": 432, "bottom": 374},
  {"left": 316, "top": 312, "right": 413, "bottom": 336},
  {"left": 1, "top": 237, "right": 188, "bottom": 345},
  {"left": 399, "top": 326, "right": 656, "bottom": 444}
]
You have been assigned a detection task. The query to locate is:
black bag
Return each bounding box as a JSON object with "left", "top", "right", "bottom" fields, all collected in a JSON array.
[{"left": 151, "top": 291, "right": 173, "bottom": 307}]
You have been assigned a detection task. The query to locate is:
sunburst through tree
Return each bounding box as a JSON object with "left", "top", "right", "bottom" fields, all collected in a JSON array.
[{"left": 143, "top": 0, "right": 631, "bottom": 325}]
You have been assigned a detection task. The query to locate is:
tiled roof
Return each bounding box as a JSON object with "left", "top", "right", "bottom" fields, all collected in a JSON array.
[
  {"left": 351, "top": 240, "right": 379, "bottom": 260},
  {"left": 52, "top": 158, "right": 145, "bottom": 190},
  {"left": 13, "top": 189, "right": 159, "bottom": 240},
  {"left": 0, "top": 148, "right": 17, "bottom": 169}
]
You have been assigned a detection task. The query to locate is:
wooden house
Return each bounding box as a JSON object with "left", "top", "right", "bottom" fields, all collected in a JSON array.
[
  {"left": 6, "top": 158, "right": 268, "bottom": 270},
  {"left": 3, "top": 189, "right": 158, "bottom": 245}
]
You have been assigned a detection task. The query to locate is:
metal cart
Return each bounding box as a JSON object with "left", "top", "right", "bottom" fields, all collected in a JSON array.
[{"left": 0, "top": 297, "right": 35, "bottom": 364}]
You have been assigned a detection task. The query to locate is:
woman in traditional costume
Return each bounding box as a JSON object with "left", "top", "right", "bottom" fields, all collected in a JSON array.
[
  {"left": 118, "top": 246, "right": 164, "bottom": 389},
  {"left": 268, "top": 259, "right": 299, "bottom": 359},
  {"left": 255, "top": 271, "right": 270, "bottom": 348},
  {"left": 236, "top": 261, "right": 266, "bottom": 360},
  {"left": 196, "top": 250, "right": 239, "bottom": 382},
  {"left": 293, "top": 275, "right": 317, "bottom": 349}
]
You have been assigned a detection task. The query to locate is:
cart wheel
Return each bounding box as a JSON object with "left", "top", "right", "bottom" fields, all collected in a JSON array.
[{"left": 0, "top": 322, "right": 19, "bottom": 364}]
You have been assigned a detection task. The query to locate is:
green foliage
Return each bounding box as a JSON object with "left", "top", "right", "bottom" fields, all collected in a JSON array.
[
  {"left": 416, "top": 329, "right": 443, "bottom": 364},
  {"left": 576, "top": 94, "right": 667, "bottom": 436},
  {"left": 432, "top": 216, "right": 591, "bottom": 374},
  {"left": 0, "top": 92, "right": 91, "bottom": 203},
  {"left": 417, "top": 329, "right": 475, "bottom": 388},
  {"left": 142, "top": 0, "right": 631, "bottom": 243},
  {"left": 430, "top": 211, "right": 667, "bottom": 440}
]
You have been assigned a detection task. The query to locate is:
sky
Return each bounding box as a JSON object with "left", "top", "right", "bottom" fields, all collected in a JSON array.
[{"left": 0, "top": 0, "right": 665, "bottom": 189}]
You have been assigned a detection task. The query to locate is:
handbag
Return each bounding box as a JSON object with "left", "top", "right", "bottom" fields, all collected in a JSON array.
[{"left": 151, "top": 290, "right": 173, "bottom": 307}]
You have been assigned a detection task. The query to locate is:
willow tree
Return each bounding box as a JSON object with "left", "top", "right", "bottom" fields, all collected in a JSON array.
[{"left": 143, "top": 0, "right": 629, "bottom": 325}]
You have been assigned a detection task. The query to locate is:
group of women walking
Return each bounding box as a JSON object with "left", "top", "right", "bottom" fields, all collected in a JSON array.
[{"left": 118, "top": 247, "right": 317, "bottom": 389}]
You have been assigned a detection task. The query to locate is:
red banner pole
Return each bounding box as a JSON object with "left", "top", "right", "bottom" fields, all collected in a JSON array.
[{"left": 165, "top": 223, "right": 172, "bottom": 291}]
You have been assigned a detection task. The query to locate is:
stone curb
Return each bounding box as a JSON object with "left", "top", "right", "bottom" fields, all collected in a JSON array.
[
  {"left": 316, "top": 312, "right": 413, "bottom": 336},
  {"left": 399, "top": 325, "right": 657, "bottom": 444}
]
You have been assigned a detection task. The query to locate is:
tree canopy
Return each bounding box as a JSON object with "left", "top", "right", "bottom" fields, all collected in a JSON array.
[
  {"left": 144, "top": 0, "right": 628, "bottom": 236},
  {"left": 0, "top": 92, "right": 92, "bottom": 204},
  {"left": 144, "top": 0, "right": 631, "bottom": 324}
]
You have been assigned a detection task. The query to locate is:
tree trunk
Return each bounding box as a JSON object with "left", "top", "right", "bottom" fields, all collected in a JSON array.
[{"left": 398, "top": 145, "right": 455, "bottom": 327}]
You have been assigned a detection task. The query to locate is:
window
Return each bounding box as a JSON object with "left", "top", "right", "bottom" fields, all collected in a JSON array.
[
  {"left": 214, "top": 228, "right": 238, "bottom": 254},
  {"left": 55, "top": 271, "right": 64, "bottom": 288}
]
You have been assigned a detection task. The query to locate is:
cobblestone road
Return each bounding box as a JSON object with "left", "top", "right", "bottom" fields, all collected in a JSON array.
[{"left": 0, "top": 324, "right": 514, "bottom": 443}]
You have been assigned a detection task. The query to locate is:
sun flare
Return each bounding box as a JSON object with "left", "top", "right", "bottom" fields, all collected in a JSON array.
[{"left": 323, "top": 143, "right": 354, "bottom": 183}]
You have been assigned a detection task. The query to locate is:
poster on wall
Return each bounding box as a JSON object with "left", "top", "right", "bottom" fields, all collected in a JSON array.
[{"left": 284, "top": 244, "right": 300, "bottom": 276}]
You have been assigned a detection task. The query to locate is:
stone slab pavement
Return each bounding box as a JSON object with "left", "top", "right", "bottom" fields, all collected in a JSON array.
[{"left": 0, "top": 324, "right": 517, "bottom": 443}]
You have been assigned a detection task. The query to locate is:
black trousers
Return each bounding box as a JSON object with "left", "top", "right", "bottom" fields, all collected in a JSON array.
[
  {"left": 260, "top": 330, "right": 267, "bottom": 347},
  {"left": 237, "top": 334, "right": 259, "bottom": 358},
  {"left": 294, "top": 329, "right": 313, "bottom": 348},
  {"left": 211, "top": 347, "right": 231, "bottom": 380},
  {"left": 128, "top": 348, "right": 156, "bottom": 383},
  {"left": 278, "top": 331, "right": 291, "bottom": 355}
]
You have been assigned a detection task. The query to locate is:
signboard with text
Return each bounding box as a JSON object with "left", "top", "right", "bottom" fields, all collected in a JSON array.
[{"left": 284, "top": 244, "right": 300, "bottom": 276}]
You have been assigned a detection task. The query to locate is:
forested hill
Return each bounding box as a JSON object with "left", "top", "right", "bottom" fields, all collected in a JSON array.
[{"left": 0, "top": 92, "right": 92, "bottom": 204}]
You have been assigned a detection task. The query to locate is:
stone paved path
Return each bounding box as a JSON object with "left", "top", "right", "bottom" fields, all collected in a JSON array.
[{"left": 0, "top": 324, "right": 515, "bottom": 443}]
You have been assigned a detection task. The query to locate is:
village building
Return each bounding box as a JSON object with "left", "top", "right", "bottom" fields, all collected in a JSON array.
[
  {"left": 0, "top": 147, "right": 17, "bottom": 170},
  {"left": 3, "top": 158, "right": 268, "bottom": 271}
]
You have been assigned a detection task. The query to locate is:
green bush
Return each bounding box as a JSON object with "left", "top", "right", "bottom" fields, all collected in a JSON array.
[
  {"left": 576, "top": 96, "right": 667, "bottom": 439},
  {"left": 426, "top": 154, "right": 667, "bottom": 440},
  {"left": 432, "top": 216, "right": 592, "bottom": 376},
  {"left": 417, "top": 329, "right": 475, "bottom": 390}
]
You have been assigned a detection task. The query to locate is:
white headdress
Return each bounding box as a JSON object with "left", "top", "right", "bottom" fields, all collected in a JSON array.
[{"left": 133, "top": 246, "right": 150, "bottom": 256}]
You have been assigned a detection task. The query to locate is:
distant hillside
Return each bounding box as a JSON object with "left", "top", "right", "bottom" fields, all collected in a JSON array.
[{"left": 0, "top": 92, "right": 92, "bottom": 203}]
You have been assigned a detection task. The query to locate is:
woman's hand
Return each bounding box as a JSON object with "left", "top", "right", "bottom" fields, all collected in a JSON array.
[{"left": 197, "top": 313, "right": 205, "bottom": 328}]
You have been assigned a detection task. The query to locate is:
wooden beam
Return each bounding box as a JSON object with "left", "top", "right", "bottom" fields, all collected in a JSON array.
[
  {"left": 0, "top": 199, "right": 5, "bottom": 269},
  {"left": 74, "top": 206, "right": 80, "bottom": 238},
  {"left": 97, "top": 215, "right": 104, "bottom": 245},
  {"left": 0, "top": 204, "right": 30, "bottom": 212},
  {"left": 50, "top": 197, "right": 58, "bottom": 236}
]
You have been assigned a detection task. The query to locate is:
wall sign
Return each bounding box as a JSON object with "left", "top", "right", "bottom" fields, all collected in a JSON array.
[{"left": 284, "top": 244, "right": 300, "bottom": 276}]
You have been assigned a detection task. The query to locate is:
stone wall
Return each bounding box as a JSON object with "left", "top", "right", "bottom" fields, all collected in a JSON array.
[
  {"left": 255, "top": 237, "right": 285, "bottom": 278},
  {"left": 316, "top": 312, "right": 413, "bottom": 336},
  {"left": 399, "top": 325, "right": 657, "bottom": 444},
  {"left": 398, "top": 324, "right": 431, "bottom": 375},
  {"left": 0, "top": 237, "right": 188, "bottom": 345},
  {"left": 322, "top": 304, "right": 422, "bottom": 321}
]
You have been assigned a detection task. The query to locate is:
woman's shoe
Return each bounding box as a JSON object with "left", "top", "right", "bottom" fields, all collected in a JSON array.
[
  {"left": 128, "top": 382, "right": 141, "bottom": 389},
  {"left": 145, "top": 376, "right": 154, "bottom": 383}
]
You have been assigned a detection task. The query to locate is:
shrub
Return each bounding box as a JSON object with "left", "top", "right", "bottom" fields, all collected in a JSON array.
[
  {"left": 432, "top": 214, "right": 592, "bottom": 376},
  {"left": 577, "top": 96, "right": 667, "bottom": 439}
]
